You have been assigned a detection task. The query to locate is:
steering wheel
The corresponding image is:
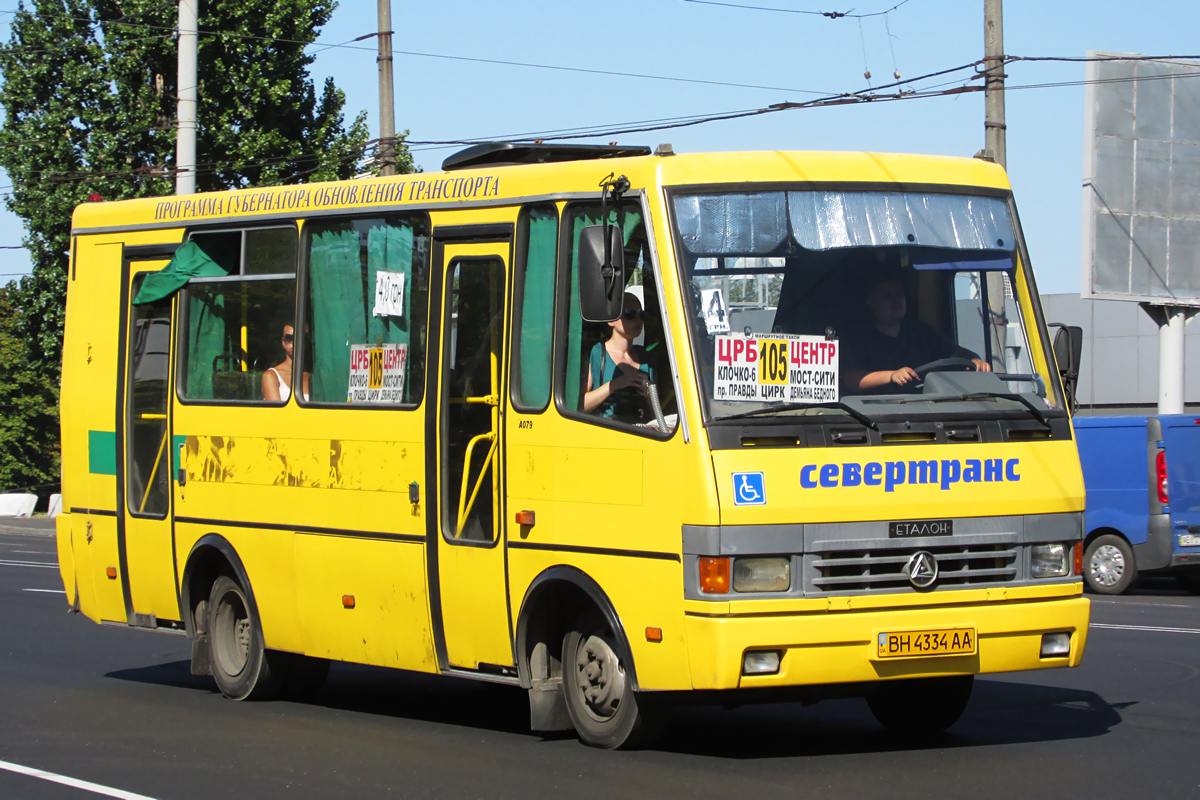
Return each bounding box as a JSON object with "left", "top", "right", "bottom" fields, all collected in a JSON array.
[{"left": 913, "top": 357, "right": 977, "bottom": 379}]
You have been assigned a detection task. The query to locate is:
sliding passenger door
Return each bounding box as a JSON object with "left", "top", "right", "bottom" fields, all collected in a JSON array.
[{"left": 429, "top": 230, "right": 515, "bottom": 672}]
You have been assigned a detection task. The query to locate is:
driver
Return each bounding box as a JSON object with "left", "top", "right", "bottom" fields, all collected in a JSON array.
[{"left": 843, "top": 269, "right": 990, "bottom": 394}]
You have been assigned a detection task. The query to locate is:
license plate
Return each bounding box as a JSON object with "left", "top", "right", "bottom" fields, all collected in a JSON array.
[
  {"left": 1180, "top": 534, "right": 1200, "bottom": 547},
  {"left": 875, "top": 627, "right": 977, "bottom": 659}
]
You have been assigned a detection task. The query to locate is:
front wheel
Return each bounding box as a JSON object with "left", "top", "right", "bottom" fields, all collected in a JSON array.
[
  {"left": 867, "top": 675, "right": 974, "bottom": 734},
  {"left": 1084, "top": 534, "right": 1138, "bottom": 595},
  {"left": 207, "top": 574, "right": 279, "bottom": 700},
  {"left": 561, "top": 614, "right": 659, "bottom": 749}
]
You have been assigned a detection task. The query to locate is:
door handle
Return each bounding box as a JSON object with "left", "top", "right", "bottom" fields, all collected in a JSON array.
[{"left": 455, "top": 431, "right": 497, "bottom": 536}]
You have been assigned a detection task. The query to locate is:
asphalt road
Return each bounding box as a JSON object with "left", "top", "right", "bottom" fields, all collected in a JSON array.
[{"left": 1, "top": 529, "right": 1198, "bottom": 800}]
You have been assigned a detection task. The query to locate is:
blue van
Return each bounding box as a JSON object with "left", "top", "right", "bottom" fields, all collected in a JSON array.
[{"left": 1076, "top": 415, "right": 1200, "bottom": 594}]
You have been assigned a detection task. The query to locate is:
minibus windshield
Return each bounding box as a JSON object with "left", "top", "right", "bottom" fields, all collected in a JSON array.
[{"left": 671, "top": 189, "right": 1059, "bottom": 424}]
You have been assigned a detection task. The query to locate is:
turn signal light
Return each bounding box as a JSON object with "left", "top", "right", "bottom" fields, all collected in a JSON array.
[
  {"left": 105, "top": 567, "right": 117, "bottom": 579},
  {"left": 699, "top": 557, "right": 730, "bottom": 594},
  {"left": 645, "top": 627, "right": 663, "bottom": 642},
  {"left": 342, "top": 595, "right": 355, "bottom": 609},
  {"left": 1073, "top": 542, "right": 1083, "bottom": 576},
  {"left": 515, "top": 510, "right": 535, "bottom": 526}
]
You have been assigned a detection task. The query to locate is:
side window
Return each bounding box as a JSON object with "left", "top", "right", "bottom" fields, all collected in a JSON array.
[
  {"left": 302, "top": 214, "right": 430, "bottom": 406},
  {"left": 558, "top": 201, "right": 677, "bottom": 434},
  {"left": 511, "top": 204, "right": 557, "bottom": 411},
  {"left": 126, "top": 274, "right": 171, "bottom": 516},
  {"left": 180, "top": 227, "right": 297, "bottom": 403}
]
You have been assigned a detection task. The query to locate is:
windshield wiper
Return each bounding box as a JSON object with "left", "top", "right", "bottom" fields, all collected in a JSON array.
[
  {"left": 719, "top": 401, "right": 878, "bottom": 430},
  {"left": 884, "top": 391, "right": 1052, "bottom": 428}
]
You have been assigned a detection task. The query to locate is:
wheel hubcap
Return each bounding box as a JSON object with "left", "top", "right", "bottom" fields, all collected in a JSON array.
[
  {"left": 574, "top": 632, "right": 626, "bottom": 722},
  {"left": 212, "top": 590, "right": 250, "bottom": 678},
  {"left": 1090, "top": 544, "right": 1125, "bottom": 587}
]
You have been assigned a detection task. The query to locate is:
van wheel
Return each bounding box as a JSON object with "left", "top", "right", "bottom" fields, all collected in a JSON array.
[
  {"left": 867, "top": 675, "right": 973, "bottom": 734},
  {"left": 207, "top": 574, "right": 279, "bottom": 700},
  {"left": 561, "top": 613, "right": 659, "bottom": 749},
  {"left": 1084, "top": 534, "right": 1138, "bottom": 595}
]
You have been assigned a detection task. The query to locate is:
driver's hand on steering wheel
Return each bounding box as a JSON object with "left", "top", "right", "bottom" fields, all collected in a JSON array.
[
  {"left": 971, "top": 358, "right": 992, "bottom": 373},
  {"left": 889, "top": 366, "right": 920, "bottom": 386}
]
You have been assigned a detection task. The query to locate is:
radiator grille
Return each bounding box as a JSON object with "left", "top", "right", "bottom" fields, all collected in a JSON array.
[{"left": 811, "top": 543, "right": 1018, "bottom": 592}]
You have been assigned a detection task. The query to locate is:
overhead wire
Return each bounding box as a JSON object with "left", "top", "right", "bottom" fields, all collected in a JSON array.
[{"left": 679, "top": 0, "right": 910, "bottom": 19}]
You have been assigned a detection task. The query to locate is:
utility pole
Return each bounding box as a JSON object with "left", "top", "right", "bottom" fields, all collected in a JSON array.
[
  {"left": 983, "top": 0, "right": 1006, "bottom": 169},
  {"left": 176, "top": 0, "right": 198, "bottom": 196},
  {"left": 376, "top": 0, "right": 396, "bottom": 176},
  {"left": 983, "top": 0, "right": 1007, "bottom": 372}
]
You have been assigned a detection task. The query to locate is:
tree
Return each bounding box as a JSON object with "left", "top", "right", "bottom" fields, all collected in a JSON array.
[
  {"left": 0, "top": 0, "right": 398, "bottom": 490},
  {"left": 0, "top": 283, "right": 58, "bottom": 494}
]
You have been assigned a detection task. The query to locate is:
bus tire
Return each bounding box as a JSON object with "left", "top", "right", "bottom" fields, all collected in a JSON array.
[
  {"left": 207, "top": 574, "right": 279, "bottom": 701},
  {"left": 561, "top": 613, "right": 658, "bottom": 749},
  {"left": 867, "top": 675, "right": 973, "bottom": 735},
  {"left": 1084, "top": 534, "right": 1138, "bottom": 595}
]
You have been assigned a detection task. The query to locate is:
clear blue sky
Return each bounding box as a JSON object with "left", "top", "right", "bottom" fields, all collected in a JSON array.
[{"left": 2, "top": 0, "right": 1199, "bottom": 294}]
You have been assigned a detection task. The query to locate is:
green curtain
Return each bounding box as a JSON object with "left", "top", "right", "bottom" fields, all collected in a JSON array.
[
  {"left": 186, "top": 289, "right": 227, "bottom": 399},
  {"left": 366, "top": 222, "right": 413, "bottom": 344},
  {"left": 366, "top": 222, "right": 415, "bottom": 399},
  {"left": 517, "top": 208, "right": 557, "bottom": 408},
  {"left": 564, "top": 206, "right": 643, "bottom": 411},
  {"left": 134, "top": 240, "right": 227, "bottom": 304},
  {"left": 309, "top": 227, "right": 364, "bottom": 402}
]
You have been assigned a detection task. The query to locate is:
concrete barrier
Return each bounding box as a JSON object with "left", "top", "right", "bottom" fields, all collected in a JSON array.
[{"left": 0, "top": 493, "right": 37, "bottom": 518}]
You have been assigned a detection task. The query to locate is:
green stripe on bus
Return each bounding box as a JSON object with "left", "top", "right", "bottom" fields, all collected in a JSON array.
[
  {"left": 173, "top": 434, "right": 186, "bottom": 479},
  {"left": 88, "top": 430, "right": 117, "bottom": 475}
]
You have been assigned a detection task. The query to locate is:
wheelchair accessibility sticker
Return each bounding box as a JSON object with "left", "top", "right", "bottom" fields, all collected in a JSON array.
[{"left": 732, "top": 472, "right": 767, "bottom": 506}]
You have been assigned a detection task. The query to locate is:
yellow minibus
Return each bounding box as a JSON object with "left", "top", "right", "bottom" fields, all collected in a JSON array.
[{"left": 57, "top": 143, "right": 1089, "bottom": 747}]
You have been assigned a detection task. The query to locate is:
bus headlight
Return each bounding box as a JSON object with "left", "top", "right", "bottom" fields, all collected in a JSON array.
[
  {"left": 733, "top": 557, "right": 791, "bottom": 592},
  {"left": 1031, "top": 544, "right": 1069, "bottom": 578}
]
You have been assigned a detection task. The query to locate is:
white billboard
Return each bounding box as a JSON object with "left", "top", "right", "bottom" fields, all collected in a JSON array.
[{"left": 1082, "top": 51, "right": 1200, "bottom": 306}]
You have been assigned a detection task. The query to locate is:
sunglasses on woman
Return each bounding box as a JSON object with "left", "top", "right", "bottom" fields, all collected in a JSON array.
[
  {"left": 282, "top": 333, "right": 294, "bottom": 343},
  {"left": 621, "top": 309, "right": 645, "bottom": 321}
]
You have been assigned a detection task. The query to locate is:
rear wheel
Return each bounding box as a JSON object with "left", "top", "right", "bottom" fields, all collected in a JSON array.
[
  {"left": 207, "top": 574, "right": 279, "bottom": 700},
  {"left": 561, "top": 613, "right": 659, "bottom": 749},
  {"left": 1084, "top": 534, "right": 1138, "bottom": 595},
  {"left": 867, "top": 675, "right": 974, "bottom": 734}
]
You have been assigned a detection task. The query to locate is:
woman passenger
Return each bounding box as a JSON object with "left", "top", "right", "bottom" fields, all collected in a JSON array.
[{"left": 261, "top": 322, "right": 311, "bottom": 402}]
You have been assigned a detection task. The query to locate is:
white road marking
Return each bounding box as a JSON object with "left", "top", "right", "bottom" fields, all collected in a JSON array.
[
  {"left": 12, "top": 549, "right": 53, "bottom": 555},
  {"left": 1091, "top": 622, "right": 1200, "bottom": 635},
  {"left": 0, "top": 758, "right": 158, "bottom": 800},
  {"left": 0, "top": 559, "right": 56, "bottom": 569},
  {"left": 22, "top": 588, "right": 65, "bottom": 594}
]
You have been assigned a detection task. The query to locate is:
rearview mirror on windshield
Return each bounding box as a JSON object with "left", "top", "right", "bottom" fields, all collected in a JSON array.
[{"left": 577, "top": 224, "right": 625, "bottom": 322}]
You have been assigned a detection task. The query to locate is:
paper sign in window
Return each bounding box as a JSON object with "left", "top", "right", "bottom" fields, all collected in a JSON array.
[
  {"left": 372, "top": 270, "right": 405, "bottom": 317},
  {"left": 701, "top": 288, "right": 730, "bottom": 334},
  {"left": 713, "top": 333, "right": 838, "bottom": 403},
  {"left": 347, "top": 343, "right": 407, "bottom": 403}
]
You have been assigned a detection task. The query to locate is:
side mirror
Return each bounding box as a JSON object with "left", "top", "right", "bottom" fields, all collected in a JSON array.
[
  {"left": 577, "top": 225, "right": 625, "bottom": 322},
  {"left": 1050, "top": 323, "right": 1083, "bottom": 413},
  {"left": 1051, "top": 324, "right": 1083, "bottom": 379}
]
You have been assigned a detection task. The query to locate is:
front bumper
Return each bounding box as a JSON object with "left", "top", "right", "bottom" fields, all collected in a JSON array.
[{"left": 682, "top": 584, "right": 1089, "bottom": 690}]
